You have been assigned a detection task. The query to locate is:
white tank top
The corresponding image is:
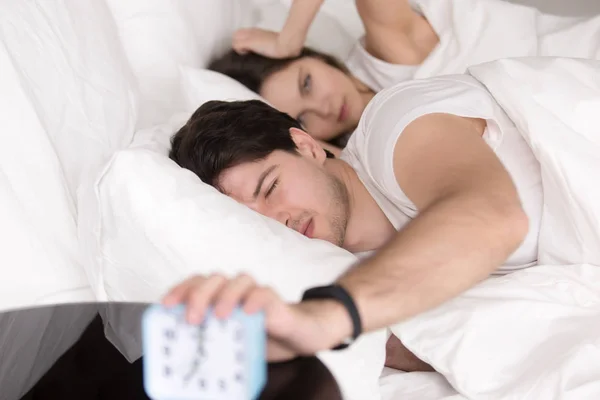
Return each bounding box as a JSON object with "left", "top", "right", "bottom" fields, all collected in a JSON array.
[
  {"left": 340, "top": 75, "right": 543, "bottom": 274},
  {"left": 345, "top": 0, "right": 600, "bottom": 92}
]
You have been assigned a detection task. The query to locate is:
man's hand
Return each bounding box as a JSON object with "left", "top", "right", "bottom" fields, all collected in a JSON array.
[
  {"left": 162, "top": 274, "right": 353, "bottom": 361},
  {"left": 232, "top": 28, "right": 302, "bottom": 59}
]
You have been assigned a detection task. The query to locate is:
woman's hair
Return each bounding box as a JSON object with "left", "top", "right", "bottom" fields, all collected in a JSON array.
[
  {"left": 208, "top": 47, "right": 349, "bottom": 96},
  {"left": 208, "top": 47, "right": 352, "bottom": 147}
]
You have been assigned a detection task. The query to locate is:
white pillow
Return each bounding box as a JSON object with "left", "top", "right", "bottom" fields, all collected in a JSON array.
[
  {"left": 105, "top": 0, "right": 257, "bottom": 129},
  {"left": 0, "top": 0, "right": 134, "bottom": 310},
  {"left": 0, "top": 0, "right": 138, "bottom": 200},
  {"left": 0, "top": 42, "right": 95, "bottom": 310},
  {"left": 179, "top": 66, "right": 265, "bottom": 106}
]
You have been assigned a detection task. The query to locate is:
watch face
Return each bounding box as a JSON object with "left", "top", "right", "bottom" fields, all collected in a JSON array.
[{"left": 143, "top": 306, "right": 248, "bottom": 399}]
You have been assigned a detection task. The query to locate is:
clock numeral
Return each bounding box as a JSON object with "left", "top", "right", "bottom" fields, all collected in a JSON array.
[
  {"left": 164, "top": 329, "right": 176, "bottom": 340},
  {"left": 163, "top": 346, "right": 170, "bottom": 356},
  {"left": 219, "top": 379, "right": 227, "bottom": 391},
  {"left": 235, "top": 372, "right": 244, "bottom": 382},
  {"left": 198, "top": 379, "right": 206, "bottom": 389},
  {"left": 164, "top": 366, "right": 172, "bottom": 377}
]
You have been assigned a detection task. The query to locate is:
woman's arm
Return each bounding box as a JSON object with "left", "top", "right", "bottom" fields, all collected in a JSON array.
[
  {"left": 278, "top": 0, "right": 324, "bottom": 54},
  {"left": 355, "top": 0, "right": 438, "bottom": 65},
  {"left": 232, "top": 0, "right": 324, "bottom": 58}
]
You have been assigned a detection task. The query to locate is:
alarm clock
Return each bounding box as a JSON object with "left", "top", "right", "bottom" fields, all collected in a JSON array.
[{"left": 141, "top": 304, "right": 267, "bottom": 400}]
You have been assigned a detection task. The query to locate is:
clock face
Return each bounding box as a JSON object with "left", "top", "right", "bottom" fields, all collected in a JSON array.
[{"left": 144, "top": 308, "right": 248, "bottom": 400}]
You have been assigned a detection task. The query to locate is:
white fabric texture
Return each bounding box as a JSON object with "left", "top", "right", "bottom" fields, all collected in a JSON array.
[
  {"left": 180, "top": 66, "right": 265, "bottom": 106},
  {"left": 0, "top": 0, "right": 137, "bottom": 310},
  {"left": 468, "top": 57, "right": 600, "bottom": 267},
  {"left": 0, "top": 0, "right": 138, "bottom": 202},
  {"left": 386, "top": 57, "right": 600, "bottom": 399},
  {"left": 0, "top": 1, "right": 137, "bottom": 398},
  {"left": 345, "top": 0, "right": 600, "bottom": 91},
  {"left": 342, "top": 75, "right": 543, "bottom": 272}
]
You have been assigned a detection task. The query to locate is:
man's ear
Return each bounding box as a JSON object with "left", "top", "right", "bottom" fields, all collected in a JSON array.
[{"left": 289, "top": 127, "right": 327, "bottom": 164}]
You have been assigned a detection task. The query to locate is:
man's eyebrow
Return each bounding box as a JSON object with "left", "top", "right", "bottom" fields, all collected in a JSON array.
[{"left": 253, "top": 165, "right": 278, "bottom": 200}]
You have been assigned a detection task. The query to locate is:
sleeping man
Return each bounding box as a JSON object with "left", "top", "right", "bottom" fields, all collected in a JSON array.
[{"left": 164, "top": 69, "right": 547, "bottom": 371}]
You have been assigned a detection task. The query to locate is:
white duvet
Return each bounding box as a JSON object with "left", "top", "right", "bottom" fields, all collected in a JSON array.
[{"left": 382, "top": 57, "right": 600, "bottom": 399}]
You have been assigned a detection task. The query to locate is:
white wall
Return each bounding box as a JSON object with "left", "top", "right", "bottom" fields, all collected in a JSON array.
[{"left": 509, "top": 0, "right": 600, "bottom": 16}]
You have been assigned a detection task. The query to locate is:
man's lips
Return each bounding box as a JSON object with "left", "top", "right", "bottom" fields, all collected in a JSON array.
[{"left": 301, "top": 218, "right": 314, "bottom": 238}]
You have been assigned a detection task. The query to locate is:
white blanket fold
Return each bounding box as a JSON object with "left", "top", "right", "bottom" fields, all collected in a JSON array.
[{"left": 390, "top": 57, "right": 600, "bottom": 399}]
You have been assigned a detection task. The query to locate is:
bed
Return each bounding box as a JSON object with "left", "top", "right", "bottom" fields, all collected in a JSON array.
[{"left": 1, "top": 1, "right": 599, "bottom": 399}]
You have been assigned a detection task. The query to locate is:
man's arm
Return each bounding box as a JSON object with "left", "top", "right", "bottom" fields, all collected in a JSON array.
[{"left": 333, "top": 113, "right": 528, "bottom": 334}]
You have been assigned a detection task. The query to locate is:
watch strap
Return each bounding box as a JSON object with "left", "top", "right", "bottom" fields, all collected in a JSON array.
[{"left": 301, "top": 284, "right": 362, "bottom": 350}]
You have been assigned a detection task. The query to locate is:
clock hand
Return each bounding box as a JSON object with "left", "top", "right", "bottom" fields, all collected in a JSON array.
[
  {"left": 183, "top": 357, "right": 202, "bottom": 385},
  {"left": 183, "top": 329, "right": 208, "bottom": 385}
]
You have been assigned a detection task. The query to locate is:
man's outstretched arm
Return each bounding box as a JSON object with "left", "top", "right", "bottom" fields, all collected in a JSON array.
[{"left": 329, "top": 113, "right": 528, "bottom": 337}]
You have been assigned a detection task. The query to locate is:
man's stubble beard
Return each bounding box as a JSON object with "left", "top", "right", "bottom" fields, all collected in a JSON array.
[{"left": 327, "top": 173, "right": 350, "bottom": 248}]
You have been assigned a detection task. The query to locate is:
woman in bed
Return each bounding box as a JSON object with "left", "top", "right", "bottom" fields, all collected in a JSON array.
[{"left": 209, "top": 0, "right": 600, "bottom": 152}]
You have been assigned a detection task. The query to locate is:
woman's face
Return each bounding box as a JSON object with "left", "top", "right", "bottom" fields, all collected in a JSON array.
[{"left": 260, "top": 57, "right": 368, "bottom": 141}]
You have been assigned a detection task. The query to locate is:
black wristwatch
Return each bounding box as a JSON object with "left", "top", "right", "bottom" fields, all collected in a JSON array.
[{"left": 301, "top": 284, "right": 363, "bottom": 350}]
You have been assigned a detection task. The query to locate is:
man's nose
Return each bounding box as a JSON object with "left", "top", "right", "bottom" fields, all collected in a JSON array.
[{"left": 256, "top": 203, "right": 290, "bottom": 227}]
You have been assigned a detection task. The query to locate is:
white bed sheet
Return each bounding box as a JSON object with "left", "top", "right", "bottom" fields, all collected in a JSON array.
[{"left": 380, "top": 368, "right": 463, "bottom": 400}]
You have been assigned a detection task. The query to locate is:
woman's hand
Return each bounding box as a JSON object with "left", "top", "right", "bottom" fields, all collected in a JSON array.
[
  {"left": 232, "top": 28, "right": 302, "bottom": 59},
  {"left": 162, "top": 274, "right": 353, "bottom": 362}
]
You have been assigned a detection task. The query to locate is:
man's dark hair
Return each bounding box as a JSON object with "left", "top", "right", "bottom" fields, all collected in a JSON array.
[
  {"left": 169, "top": 100, "right": 333, "bottom": 189},
  {"left": 208, "top": 48, "right": 349, "bottom": 94}
]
